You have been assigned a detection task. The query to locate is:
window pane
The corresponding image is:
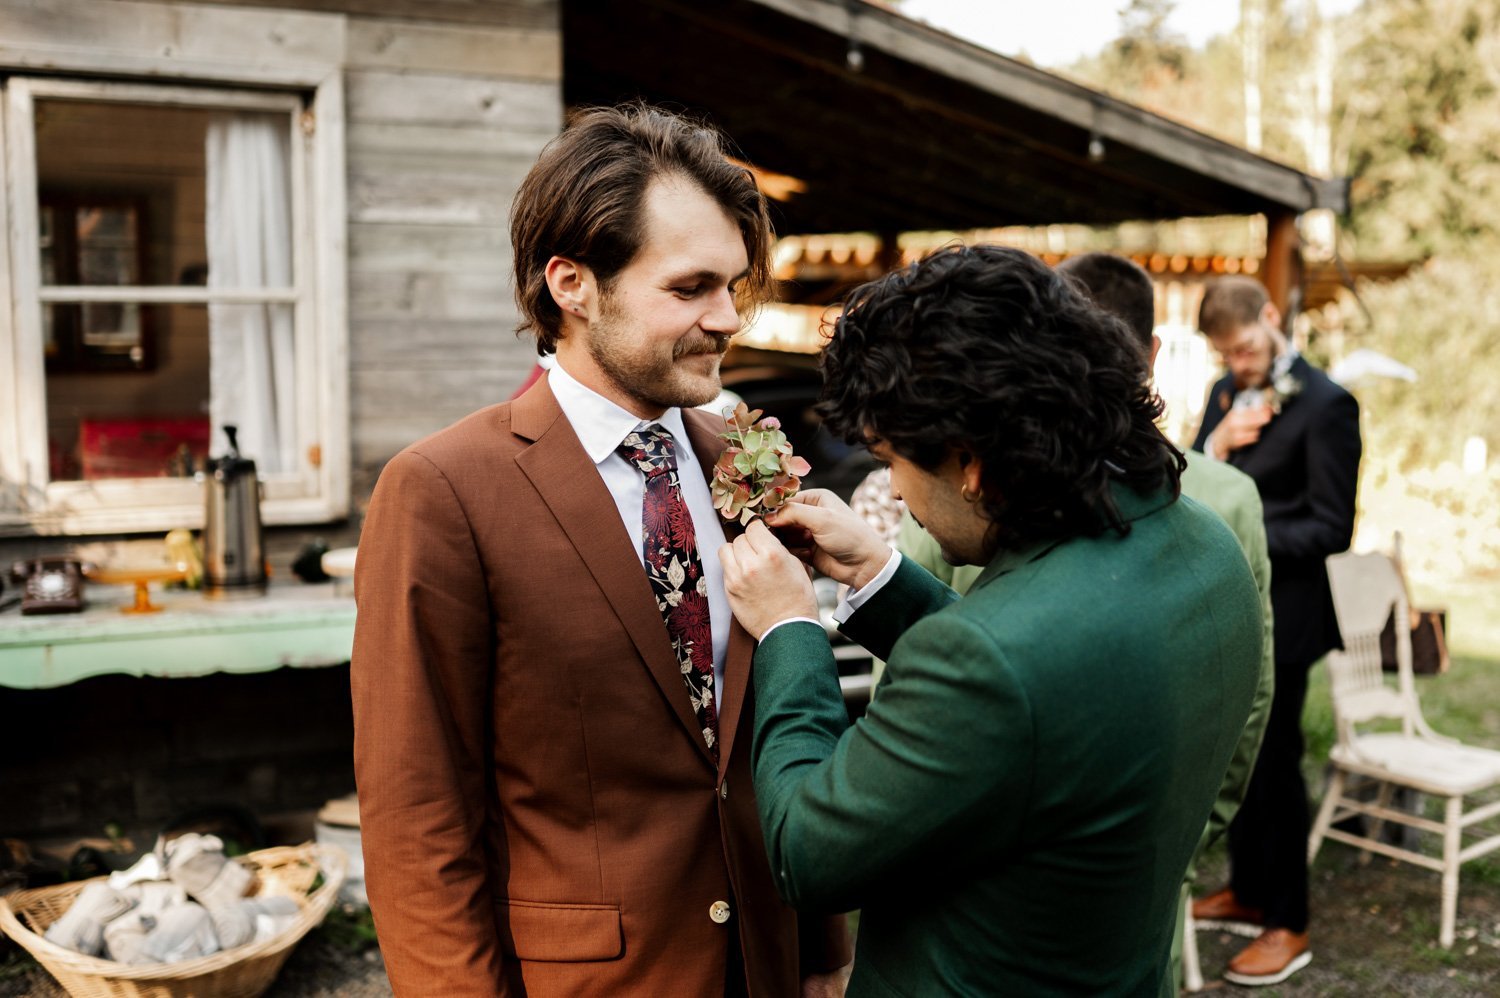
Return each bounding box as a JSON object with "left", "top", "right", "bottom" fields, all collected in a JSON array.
[
  {"left": 46, "top": 304, "right": 210, "bottom": 481},
  {"left": 34, "top": 100, "right": 211, "bottom": 288},
  {"left": 34, "top": 99, "right": 299, "bottom": 483}
]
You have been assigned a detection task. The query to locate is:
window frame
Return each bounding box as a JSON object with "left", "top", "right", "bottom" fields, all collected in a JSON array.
[{"left": 0, "top": 74, "right": 348, "bottom": 536}]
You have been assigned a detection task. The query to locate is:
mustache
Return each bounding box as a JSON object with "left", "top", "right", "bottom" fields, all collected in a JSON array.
[{"left": 673, "top": 333, "right": 733, "bottom": 359}]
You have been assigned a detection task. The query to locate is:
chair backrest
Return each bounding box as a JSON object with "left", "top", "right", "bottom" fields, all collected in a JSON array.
[{"left": 1324, "top": 551, "right": 1420, "bottom": 740}]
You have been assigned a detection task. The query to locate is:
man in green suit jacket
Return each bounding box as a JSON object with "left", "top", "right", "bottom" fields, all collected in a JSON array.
[{"left": 721, "top": 246, "right": 1263, "bottom": 995}]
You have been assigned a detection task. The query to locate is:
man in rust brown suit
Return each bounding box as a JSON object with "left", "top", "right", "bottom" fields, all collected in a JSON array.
[{"left": 351, "top": 105, "right": 852, "bottom": 996}]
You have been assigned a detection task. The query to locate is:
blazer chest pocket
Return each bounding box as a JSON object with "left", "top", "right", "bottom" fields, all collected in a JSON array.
[{"left": 496, "top": 899, "right": 622, "bottom": 962}]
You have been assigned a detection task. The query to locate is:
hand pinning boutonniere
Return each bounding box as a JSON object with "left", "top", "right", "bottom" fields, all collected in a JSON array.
[{"left": 712, "top": 402, "right": 811, "bottom": 525}]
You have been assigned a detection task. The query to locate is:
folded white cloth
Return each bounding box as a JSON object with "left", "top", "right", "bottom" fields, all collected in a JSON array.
[
  {"left": 131, "top": 880, "right": 188, "bottom": 916},
  {"left": 210, "top": 895, "right": 300, "bottom": 950},
  {"left": 43, "top": 882, "right": 135, "bottom": 956},
  {"left": 106, "top": 852, "right": 163, "bottom": 891},
  {"left": 104, "top": 882, "right": 189, "bottom": 963},
  {"left": 140, "top": 901, "right": 219, "bottom": 964},
  {"left": 253, "top": 896, "right": 300, "bottom": 942},
  {"left": 159, "top": 834, "right": 251, "bottom": 910},
  {"left": 102, "top": 911, "right": 152, "bottom": 964}
]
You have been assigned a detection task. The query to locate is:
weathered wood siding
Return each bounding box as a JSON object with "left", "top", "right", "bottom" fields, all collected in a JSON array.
[{"left": 341, "top": 13, "right": 562, "bottom": 487}]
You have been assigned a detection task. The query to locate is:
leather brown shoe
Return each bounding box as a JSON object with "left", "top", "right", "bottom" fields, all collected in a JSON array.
[
  {"left": 1223, "top": 928, "right": 1312, "bottom": 986},
  {"left": 1191, "top": 887, "right": 1265, "bottom": 937}
]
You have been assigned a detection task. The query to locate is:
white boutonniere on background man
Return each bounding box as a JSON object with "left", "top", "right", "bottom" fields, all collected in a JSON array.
[
  {"left": 1227, "top": 349, "right": 1303, "bottom": 415},
  {"left": 1210, "top": 349, "right": 1304, "bottom": 461}
]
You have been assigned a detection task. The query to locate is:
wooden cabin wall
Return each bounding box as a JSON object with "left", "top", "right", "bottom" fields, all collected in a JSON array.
[{"left": 337, "top": 9, "right": 563, "bottom": 501}]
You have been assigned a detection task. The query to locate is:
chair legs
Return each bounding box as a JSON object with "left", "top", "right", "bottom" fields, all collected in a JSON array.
[
  {"left": 1182, "top": 899, "right": 1204, "bottom": 992},
  {"left": 1361, "top": 781, "right": 1394, "bottom": 866},
  {"left": 1441, "top": 795, "right": 1462, "bottom": 950},
  {"left": 1310, "top": 768, "right": 1475, "bottom": 950},
  {"left": 1308, "top": 766, "right": 1345, "bottom": 863}
]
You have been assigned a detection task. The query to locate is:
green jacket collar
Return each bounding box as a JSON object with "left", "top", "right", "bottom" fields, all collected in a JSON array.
[{"left": 969, "top": 482, "right": 1178, "bottom": 592}]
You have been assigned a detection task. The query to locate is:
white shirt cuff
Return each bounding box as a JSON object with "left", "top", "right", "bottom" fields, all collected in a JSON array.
[
  {"left": 832, "top": 549, "right": 901, "bottom": 625},
  {"left": 760, "top": 616, "right": 823, "bottom": 642}
]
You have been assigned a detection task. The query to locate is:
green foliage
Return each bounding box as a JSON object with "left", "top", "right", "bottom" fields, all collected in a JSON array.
[
  {"left": 0, "top": 946, "right": 39, "bottom": 985},
  {"left": 1337, "top": 0, "right": 1500, "bottom": 259},
  {"left": 315, "top": 904, "right": 381, "bottom": 952},
  {"left": 1346, "top": 250, "right": 1500, "bottom": 471},
  {"left": 1064, "top": 0, "right": 1316, "bottom": 169}
]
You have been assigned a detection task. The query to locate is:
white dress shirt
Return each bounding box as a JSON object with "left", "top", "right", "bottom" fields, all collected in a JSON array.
[{"left": 548, "top": 361, "right": 730, "bottom": 700}]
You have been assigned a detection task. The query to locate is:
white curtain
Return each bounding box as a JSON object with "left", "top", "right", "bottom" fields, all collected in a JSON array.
[{"left": 206, "top": 113, "right": 295, "bottom": 474}]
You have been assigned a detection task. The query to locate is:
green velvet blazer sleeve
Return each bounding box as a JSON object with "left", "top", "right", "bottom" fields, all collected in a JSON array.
[
  {"left": 752, "top": 559, "right": 1030, "bottom": 913},
  {"left": 1197, "top": 493, "right": 1276, "bottom": 856}
]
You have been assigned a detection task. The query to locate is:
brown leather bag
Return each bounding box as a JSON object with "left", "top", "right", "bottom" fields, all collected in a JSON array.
[
  {"left": 1380, "top": 607, "right": 1449, "bottom": 675},
  {"left": 1379, "top": 532, "right": 1450, "bottom": 676}
]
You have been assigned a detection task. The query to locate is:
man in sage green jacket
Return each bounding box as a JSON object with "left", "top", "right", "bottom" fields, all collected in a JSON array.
[
  {"left": 721, "top": 246, "right": 1262, "bottom": 995},
  {"left": 1055, "top": 253, "right": 1276, "bottom": 987}
]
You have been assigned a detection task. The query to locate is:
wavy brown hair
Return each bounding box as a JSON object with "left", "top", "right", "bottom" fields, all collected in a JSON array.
[
  {"left": 510, "top": 103, "right": 774, "bottom": 354},
  {"left": 819, "top": 245, "right": 1184, "bottom": 553}
]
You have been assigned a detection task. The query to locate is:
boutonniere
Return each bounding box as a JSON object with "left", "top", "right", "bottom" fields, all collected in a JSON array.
[
  {"left": 712, "top": 402, "right": 811, "bottom": 525},
  {"left": 1270, "top": 370, "right": 1304, "bottom": 411}
]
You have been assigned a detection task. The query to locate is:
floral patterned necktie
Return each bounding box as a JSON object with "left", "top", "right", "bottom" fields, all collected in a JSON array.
[{"left": 619, "top": 425, "right": 717, "bottom": 757}]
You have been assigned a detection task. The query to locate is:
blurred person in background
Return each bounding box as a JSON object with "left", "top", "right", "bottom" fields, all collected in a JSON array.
[{"left": 1189, "top": 274, "right": 1361, "bottom": 986}]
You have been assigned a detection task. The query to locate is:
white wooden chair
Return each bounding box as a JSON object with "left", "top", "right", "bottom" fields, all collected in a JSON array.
[{"left": 1307, "top": 551, "right": 1500, "bottom": 948}]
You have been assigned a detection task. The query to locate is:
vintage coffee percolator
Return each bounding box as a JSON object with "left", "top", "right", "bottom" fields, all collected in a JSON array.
[{"left": 202, "top": 425, "right": 267, "bottom": 598}]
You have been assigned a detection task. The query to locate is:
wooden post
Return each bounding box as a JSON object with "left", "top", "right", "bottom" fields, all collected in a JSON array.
[
  {"left": 877, "top": 231, "right": 902, "bottom": 275},
  {"left": 1261, "top": 209, "right": 1301, "bottom": 327}
]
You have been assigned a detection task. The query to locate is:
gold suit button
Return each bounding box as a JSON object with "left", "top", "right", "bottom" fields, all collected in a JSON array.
[{"left": 709, "top": 900, "right": 731, "bottom": 924}]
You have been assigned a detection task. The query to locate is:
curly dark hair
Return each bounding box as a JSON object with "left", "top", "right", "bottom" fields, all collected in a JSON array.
[{"left": 819, "top": 244, "right": 1184, "bottom": 553}]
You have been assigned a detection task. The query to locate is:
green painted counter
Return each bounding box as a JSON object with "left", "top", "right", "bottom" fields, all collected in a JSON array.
[{"left": 0, "top": 581, "right": 355, "bottom": 688}]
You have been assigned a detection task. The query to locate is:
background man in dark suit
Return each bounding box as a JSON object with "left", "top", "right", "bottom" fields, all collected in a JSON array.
[{"left": 1190, "top": 275, "right": 1362, "bottom": 986}]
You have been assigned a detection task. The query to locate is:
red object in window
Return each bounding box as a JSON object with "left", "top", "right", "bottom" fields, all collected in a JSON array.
[{"left": 79, "top": 416, "right": 211, "bottom": 479}]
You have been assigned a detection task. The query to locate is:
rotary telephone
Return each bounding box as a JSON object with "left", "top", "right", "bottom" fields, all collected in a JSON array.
[{"left": 8, "top": 557, "right": 87, "bottom": 614}]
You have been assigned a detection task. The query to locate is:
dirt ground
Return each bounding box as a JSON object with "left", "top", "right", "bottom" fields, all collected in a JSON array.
[
  {"left": 1190, "top": 842, "right": 1500, "bottom": 996},
  {"left": 6, "top": 835, "right": 1500, "bottom": 996}
]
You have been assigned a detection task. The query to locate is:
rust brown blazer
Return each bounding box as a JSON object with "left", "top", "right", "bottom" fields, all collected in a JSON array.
[{"left": 351, "top": 376, "right": 849, "bottom": 996}]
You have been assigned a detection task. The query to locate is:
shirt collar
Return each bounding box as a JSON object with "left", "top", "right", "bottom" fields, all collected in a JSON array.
[
  {"left": 1271, "top": 347, "right": 1300, "bottom": 383},
  {"left": 548, "top": 359, "right": 691, "bottom": 465}
]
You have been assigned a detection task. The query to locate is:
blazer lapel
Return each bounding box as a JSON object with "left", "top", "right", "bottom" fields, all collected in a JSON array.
[
  {"left": 514, "top": 377, "right": 715, "bottom": 768},
  {"left": 682, "top": 408, "right": 753, "bottom": 779}
]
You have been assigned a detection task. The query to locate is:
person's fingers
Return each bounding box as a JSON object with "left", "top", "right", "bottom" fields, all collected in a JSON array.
[
  {"left": 783, "top": 489, "right": 822, "bottom": 507},
  {"left": 765, "top": 501, "right": 810, "bottom": 527},
  {"left": 742, "top": 518, "right": 782, "bottom": 557},
  {"left": 718, "top": 543, "right": 740, "bottom": 586},
  {"left": 783, "top": 488, "right": 840, "bottom": 509},
  {"left": 771, "top": 524, "right": 816, "bottom": 560}
]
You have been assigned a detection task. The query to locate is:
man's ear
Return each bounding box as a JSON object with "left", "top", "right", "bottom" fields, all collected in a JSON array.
[
  {"left": 1259, "top": 300, "right": 1283, "bottom": 335},
  {"left": 544, "top": 256, "right": 596, "bottom": 320},
  {"left": 958, "top": 450, "right": 984, "bottom": 499}
]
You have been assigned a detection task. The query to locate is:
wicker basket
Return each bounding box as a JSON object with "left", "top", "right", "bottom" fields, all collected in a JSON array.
[{"left": 0, "top": 843, "right": 347, "bottom": 998}]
